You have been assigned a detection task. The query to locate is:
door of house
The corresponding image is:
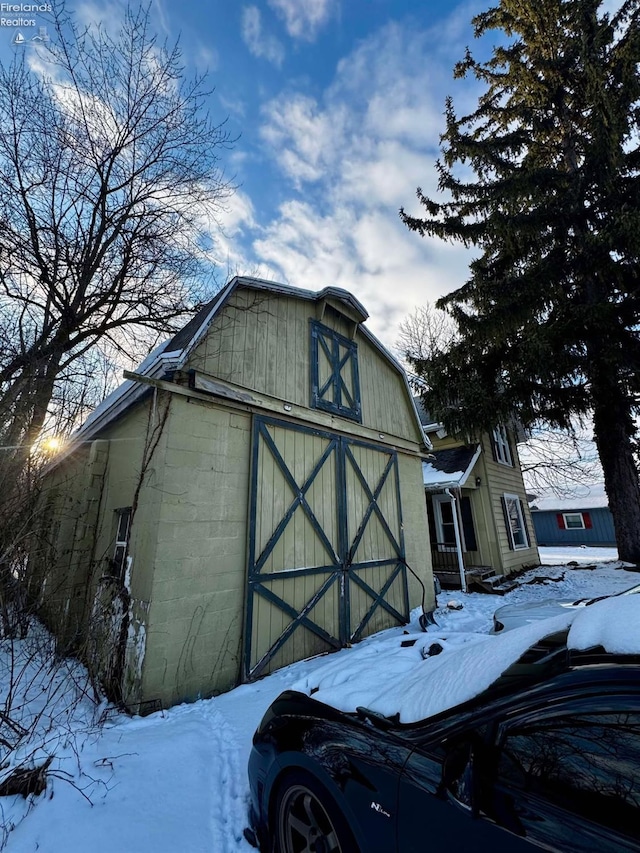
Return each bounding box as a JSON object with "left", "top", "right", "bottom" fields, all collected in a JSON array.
[{"left": 244, "top": 416, "right": 408, "bottom": 680}]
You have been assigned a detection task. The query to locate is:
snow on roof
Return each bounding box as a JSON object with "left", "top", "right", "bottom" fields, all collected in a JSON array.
[
  {"left": 293, "top": 595, "right": 640, "bottom": 724},
  {"left": 422, "top": 461, "right": 465, "bottom": 487},
  {"left": 422, "top": 444, "right": 481, "bottom": 490},
  {"left": 531, "top": 483, "right": 609, "bottom": 512}
]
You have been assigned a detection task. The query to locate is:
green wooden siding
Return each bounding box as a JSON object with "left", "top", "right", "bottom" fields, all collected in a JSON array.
[
  {"left": 38, "top": 284, "right": 433, "bottom": 710},
  {"left": 479, "top": 431, "right": 539, "bottom": 573},
  {"left": 187, "top": 289, "right": 421, "bottom": 443},
  {"left": 246, "top": 417, "right": 411, "bottom": 680}
]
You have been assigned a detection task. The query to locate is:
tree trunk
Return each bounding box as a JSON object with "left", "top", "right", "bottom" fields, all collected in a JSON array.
[{"left": 592, "top": 390, "right": 640, "bottom": 564}]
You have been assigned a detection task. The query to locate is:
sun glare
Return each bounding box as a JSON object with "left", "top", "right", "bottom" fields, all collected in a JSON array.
[{"left": 41, "top": 436, "right": 63, "bottom": 454}]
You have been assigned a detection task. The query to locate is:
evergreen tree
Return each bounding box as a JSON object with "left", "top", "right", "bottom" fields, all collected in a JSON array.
[{"left": 401, "top": 0, "right": 640, "bottom": 561}]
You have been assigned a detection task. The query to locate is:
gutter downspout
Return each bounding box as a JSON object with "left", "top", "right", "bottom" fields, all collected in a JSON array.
[{"left": 445, "top": 488, "right": 467, "bottom": 592}]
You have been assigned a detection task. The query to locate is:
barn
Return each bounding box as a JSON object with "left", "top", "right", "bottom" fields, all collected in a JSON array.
[{"left": 33, "top": 277, "right": 433, "bottom": 711}]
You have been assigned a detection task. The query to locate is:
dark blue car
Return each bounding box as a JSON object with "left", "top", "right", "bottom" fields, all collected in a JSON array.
[{"left": 247, "top": 633, "right": 640, "bottom": 852}]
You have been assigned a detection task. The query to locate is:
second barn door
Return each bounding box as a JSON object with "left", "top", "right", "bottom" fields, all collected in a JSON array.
[{"left": 244, "top": 416, "right": 408, "bottom": 680}]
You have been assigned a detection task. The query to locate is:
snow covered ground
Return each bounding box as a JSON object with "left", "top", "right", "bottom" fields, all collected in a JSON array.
[
  {"left": 539, "top": 544, "right": 618, "bottom": 564},
  {"left": 1, "top": 547, "right": 637, "bottom": 852}
]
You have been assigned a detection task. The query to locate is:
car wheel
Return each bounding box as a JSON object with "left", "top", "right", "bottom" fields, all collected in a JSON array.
[{"left": 274, "top": 770, "right": 358, "bottom": 853}]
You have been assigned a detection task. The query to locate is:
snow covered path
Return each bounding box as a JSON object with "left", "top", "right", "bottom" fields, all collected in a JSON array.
[{"left": 2, "top": 550, "right": 637, "bottom": 852}]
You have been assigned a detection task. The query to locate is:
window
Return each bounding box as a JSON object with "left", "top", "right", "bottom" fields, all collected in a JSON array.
[
  {"left": 497, "top": 712, "right": 640, "bottom": 837},
  {"left": 310, "top": 320, "right": 361, "bottom": 421},
  {"left": 112, "top": 507, "right": 132, "bottom": 581},
  {"left": 491, "top": 425, "right": 513, "bottom": 466},
  {"left": 502, "top": 493, "right": 528, "bottom": 550},
  {"left": 558, "top": 512, "right": 592, "bottom": 530},
  {"left": 433, "top": 494, "right": 457, "bottom": 551},
  {"left": 431, "top": 495, "right": 477, "bottom": 552}
]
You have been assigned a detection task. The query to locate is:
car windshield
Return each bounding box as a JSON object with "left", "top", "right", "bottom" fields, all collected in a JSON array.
[{"left": 580, "top": 583, "right": 640, "bottom": 607}]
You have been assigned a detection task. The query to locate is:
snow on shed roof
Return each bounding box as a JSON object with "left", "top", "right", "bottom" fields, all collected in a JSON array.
[{"left": 531, "top": 483, "right": 609, "bottom": 512}]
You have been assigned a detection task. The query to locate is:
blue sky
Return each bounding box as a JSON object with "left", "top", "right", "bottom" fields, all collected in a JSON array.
[{"left": 3, "top": 0, "right": 492, "bottom": 347}]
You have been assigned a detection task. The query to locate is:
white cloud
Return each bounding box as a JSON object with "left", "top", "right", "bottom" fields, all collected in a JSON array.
[
  {"left": 250, "top": 16, "right": 479, "bottom": 344},
  {"left": 260, "top": 94, "right": 347, "bottom": 187},
  {"left": 194, "top": 44, "right": 219, "bottom": 73},
  {"left": 268, "top": 0, "right": 337, "bottom": 42},
  {"left": 601, "top": 0, "right": 624, "bottom": 15},
  {"left": 206, "top": 190, "right": 258, "bottom": 272},
  {"left": 241, "top": 5, "right": 285, "bottom": 66}
]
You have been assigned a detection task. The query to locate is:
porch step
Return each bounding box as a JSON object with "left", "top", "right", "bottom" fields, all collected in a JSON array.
[
  {"left": 434, "top": 566, "right": 519, "bottom": 594},
  {"left": 434, "top": 570, "right": 468, "bottom": 589},
  {"left": 465, "top": 566, "right": 495, "bottom": 581},
  {"left": 469, "top": 573, "right": 519, "bottom": 595}
]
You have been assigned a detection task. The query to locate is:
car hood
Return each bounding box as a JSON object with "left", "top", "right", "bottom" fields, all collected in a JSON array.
[{"left": 495, "top": 598, "right": 580, "bottom": 620}]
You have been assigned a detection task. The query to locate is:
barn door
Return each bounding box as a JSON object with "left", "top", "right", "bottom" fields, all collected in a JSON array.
[
  {"left": 244, "top": 416, "right": 408, "bottom": 681},
  {"left": 344, "top": 440, "right": 408, "bottom": 643}
]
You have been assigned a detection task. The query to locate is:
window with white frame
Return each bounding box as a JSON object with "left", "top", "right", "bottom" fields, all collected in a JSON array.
[
  {"left": 432, "top": 494, "right": 458, "bottom": 551},
  {"left": 503, "top": 493, "right": 528, "bottom": 550},
  {"left": 492, "top": 425, "right": 513, "bottom": 466},
  {"left": 563, "top": 512, "right": 586, "bottom": 530}
]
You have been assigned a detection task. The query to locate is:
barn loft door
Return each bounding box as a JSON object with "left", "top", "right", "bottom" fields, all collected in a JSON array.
[{"left": 244, "top": 416, "right": 408, "bottom": 681}]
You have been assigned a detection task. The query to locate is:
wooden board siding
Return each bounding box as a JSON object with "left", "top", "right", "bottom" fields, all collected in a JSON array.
[
  {"left": 186, "top": 289, "right": 421, "bottom": 443},
  {"left": 345, "top": 441, "right": 407, "bottom": 641},
  {"left": 247, "top": 418, "right": 343, "bottom": 678},
  {"left": 532, "top": 507, "right": 616, "bottom": 547},
  {"left": 478, "top": 431, "right": 540, "bottom": 574},
  {"left": 245, "top": 417, "right": 426, "bottom": 681},
  {"left": 37, "top": 283, "right": 434, "bottom": 709}
]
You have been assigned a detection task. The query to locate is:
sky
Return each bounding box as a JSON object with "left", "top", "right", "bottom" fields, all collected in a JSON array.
[{"left": 0, "top": 0, "right": 490, "bottom": 349}]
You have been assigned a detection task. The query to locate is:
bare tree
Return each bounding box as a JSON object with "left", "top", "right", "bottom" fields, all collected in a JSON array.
[
  {"left": 396, "top": 303, "right": 458, "bottom": 375},
  {"left": 517, "top": 425, "right": 601, "bottom": 499},
  {"left": 399, "top": 304, "right": 601, "bottom": 498},
  {"left": 0, "top": 3, "right": 233, "bottom": 479}
]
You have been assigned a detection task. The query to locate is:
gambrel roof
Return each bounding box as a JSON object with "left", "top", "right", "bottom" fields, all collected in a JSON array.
[{"left": 65, "top": 276, "right": 428, "bottom": 452}]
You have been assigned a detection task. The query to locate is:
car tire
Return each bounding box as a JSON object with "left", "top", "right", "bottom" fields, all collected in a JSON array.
[{"left": 273, "top": 769, "right": 359, "bottom": 853}]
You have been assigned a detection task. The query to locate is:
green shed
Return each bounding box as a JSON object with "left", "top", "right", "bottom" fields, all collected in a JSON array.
[{"left": 34, "top": 277, "right": 433, "bottom": 711}]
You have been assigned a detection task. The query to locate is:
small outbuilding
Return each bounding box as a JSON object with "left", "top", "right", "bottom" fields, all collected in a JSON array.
[
  {"left": 530, "top": 486, "right": 615, "bottom": 547},
  {"left": 33, "top": 277, "right": 433, "bottom": 711}
]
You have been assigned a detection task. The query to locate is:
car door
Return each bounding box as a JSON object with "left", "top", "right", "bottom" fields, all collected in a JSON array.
[
  {"left": 397, "top": 731, "right": 535, "bottom": 853},
  {"left": 486, "top": 704, "right": 640, "bottom": 852},
  {"left": 397, "top": 691, "right": 640, "bottom": 853}
]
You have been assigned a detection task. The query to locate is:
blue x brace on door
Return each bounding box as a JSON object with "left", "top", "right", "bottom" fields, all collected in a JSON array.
[{"left": 244, "top": 416, "right": 408, "bottom": 680}]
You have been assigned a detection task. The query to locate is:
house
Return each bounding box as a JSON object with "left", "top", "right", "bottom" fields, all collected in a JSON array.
[
  {"left": 32, "top": 277, "right": 433, "bottom": 712},
  {"left": 530, "top": 485, "right": 616, "bottom": 547},
  {"left": 415, "top": 400, "right": 540, "bottom": 590}
]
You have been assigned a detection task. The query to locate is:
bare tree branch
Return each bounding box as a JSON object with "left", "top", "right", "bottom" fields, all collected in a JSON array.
[{"left": 0, "top": 2, "right": 234, "bottom": 472}]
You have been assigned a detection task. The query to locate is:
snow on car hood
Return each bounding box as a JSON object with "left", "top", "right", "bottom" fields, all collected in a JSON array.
[
  {"left": 292, "top": 596, "right": 640, "bottom": 725},
  {"left": 496, "top": 597, "right": 579, "bottom": 617},
  {"left": 292, "top": 612, "right": 575, "bottom": 724},
  {"left": 568, "top": 595, "right": 640, "bottom": 654}
]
